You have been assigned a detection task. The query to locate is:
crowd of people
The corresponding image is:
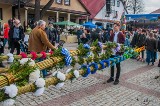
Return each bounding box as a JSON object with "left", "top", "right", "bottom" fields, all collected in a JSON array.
[{"left": 0, "top": 18, "right": 160, "bottom": 82}]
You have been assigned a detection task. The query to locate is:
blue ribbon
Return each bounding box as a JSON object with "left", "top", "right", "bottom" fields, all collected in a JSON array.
[
  {"left": 114, "top": 57, "right": 120, "bottom": 64},
  {"left": 98, "top": 42, "right": 103, "bottom": 49},
  {"left": 83, "top": 44, "right": 90, "bottom": 49},
  {"left": 123, "top": 55, "right": 126, "bottom": 60},
  {"left": 118, "top": 56, "right": 124, "bottom": 62},
  {"left": 109, "top": 58, "right": 115, "bottom": 67},
  {"left": 102, "top": 60, "right": 110, "bottom": 67},
  {"left": 80, "top": 65, "right": 91, "bottom": 77},
  {"left": 130, "top": 49, "right": 134, "bottom": 53},
  {"left": 61, "top": 48, "right": 72, "bottom": 66},
  {"left": 89, "top": 62, "right": 98, "bottom": 74},
  {"left": 99, "top": 61, "right": 105, "bottom": 69},
  {"left": 83, "top": 44, "right": 91, "bottom": 57}
]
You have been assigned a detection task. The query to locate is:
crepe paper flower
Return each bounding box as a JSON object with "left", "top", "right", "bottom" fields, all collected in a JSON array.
[
  {"left": 7, "top": 53, "right": 14, "bottom": 63},
  {"left": 40, "top": 51, "right": 47, "bottom": 59},
  {"left": 19, "top": 52, "right": 27, "bottom": 58},
  {"left": 89, "top": 62, "right": 98, "bottom": 74},
  {"left": 30, "top": 52, "right": 37, "bottom": 60}
]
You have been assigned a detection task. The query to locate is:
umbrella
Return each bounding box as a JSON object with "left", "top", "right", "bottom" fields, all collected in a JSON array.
[
  {"left": 83, "top": 22, "right": 97, "bottom": 28},
  {"left": 53, "top": 21, "right": 80, "bottom": 26}
]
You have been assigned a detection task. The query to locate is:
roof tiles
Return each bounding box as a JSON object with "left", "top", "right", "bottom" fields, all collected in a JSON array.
[{"left": 79, "top": 0, "right": 106, "bottom": 18}]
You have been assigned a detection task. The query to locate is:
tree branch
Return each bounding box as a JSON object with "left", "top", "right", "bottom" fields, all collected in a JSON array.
[{"left": 40, "top": 0, "right": 54, "bottom": 19}]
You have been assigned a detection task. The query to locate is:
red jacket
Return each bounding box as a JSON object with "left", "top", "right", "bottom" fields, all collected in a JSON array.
[
  {"left": 109, "top": 31, "right": 125, "bottom": 44},
  {"left": 4, "top": 27, "right": 10, "bottom": 39}
]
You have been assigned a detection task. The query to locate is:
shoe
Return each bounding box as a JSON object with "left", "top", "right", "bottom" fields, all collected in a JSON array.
[
  {"left": 158, "top": 63, "right": 160, "bottom": 67},
  {"left": 113, "top": 79, "right": 119, "bottom": 85},
  {"left": 103, "top": 78, "right": 114, "bottom": 84},
  {"left": 106, "top": 78, "right": 114, "bottom": 83},
  {"left": 136, "top": 57, "right": 140, "bottom": 61}
]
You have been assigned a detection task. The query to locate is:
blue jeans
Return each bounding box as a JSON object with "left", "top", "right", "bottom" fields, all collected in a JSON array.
[
  {"left": 56, "top": 35, "right": 60, "bottom": 43},
  {"left": 38, "top": 58, "right": 47, "bottom": 78},
  {"left": 3, "top": 38, "right": 8, "bottom": 47},
  {"left": 146, "top": 50, "right": 154, "bottom": 64}
]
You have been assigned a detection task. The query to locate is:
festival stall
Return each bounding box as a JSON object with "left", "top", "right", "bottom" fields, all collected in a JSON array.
[{"left": 54, "top": 21, "right": 79, "bottom": 43}]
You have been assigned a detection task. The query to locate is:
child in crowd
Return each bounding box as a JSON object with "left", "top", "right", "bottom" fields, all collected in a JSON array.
[{"left": 145, "top": 32, "right": 157, "bottom": 65}]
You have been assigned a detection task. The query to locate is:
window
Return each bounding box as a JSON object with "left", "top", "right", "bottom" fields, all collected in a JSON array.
[
  {"left": 105, "top": 14, "right": 110, "bottom": 17},
  {"left": 112, "top": 0, "right": 115, "bottom": 6},
  {"left": 117, "top": 0, "right": 120, "bottom": 7},
  {"left": 64, "top": 0, "right": 70, "bottom": 5},
  {"left": 56, "top": 0, "right": 62, "bottom": 4},
  {"left": 0, "top": 8, "right": 2, "bottom": 20},
  {"left": 113, "top": 11, "right": 118, "bottom": 18}
]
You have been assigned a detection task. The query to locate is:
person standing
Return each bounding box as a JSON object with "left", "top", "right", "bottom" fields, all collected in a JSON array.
[
  {"left": 130, "top": 29, "right": 139, "bottom": 48},
  {"left": 45, "top": 22, "right": 57, "bottom": 46},
  {"left": 145, "top": 32, "right": 157, "bottom": 65},
  {"left": 136, "top": 29, "right": 147, "bottom": 62},
  {"left": 56, "top": 25, "right": 61, "bottom": 43},
  {"left": 76, "top": 27, "right": 83, "bottom": 45},
  {"left": 9, "top": 19, "right": 25, "bottom": 55},
  {"left": 105, "top": 22, "right": 125, "bottom": 85},
  {"left": 28, "top": 20, "right": 56, "bottom": 78}
]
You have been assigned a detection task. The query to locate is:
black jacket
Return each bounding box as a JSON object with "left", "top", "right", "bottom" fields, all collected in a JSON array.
[
  {"left": 45, "top": 27, "right": 57, "bottom": 43},
  {"left": 137, "top": 34, "right": 146, "bottom": 47},
  {"left": 9, "top": 26, "right": 25, "bottom": 41},
  {"left": 131, "top": 32, "right": 138, "bottom": 47}
]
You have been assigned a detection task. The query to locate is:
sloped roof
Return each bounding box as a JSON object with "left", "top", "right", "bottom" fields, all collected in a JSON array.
[
  {"left": 0, "top": 0, "right": 32, "bottom": 4},
  {"left": 151, "top": 8, "right": 160, "bottom": 14},
  {"left": 79, "top": 0, "right": 105, "bottom": 19}
]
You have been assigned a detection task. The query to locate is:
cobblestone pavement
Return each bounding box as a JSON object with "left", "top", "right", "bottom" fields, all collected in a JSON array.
[{"left": 3, "top": 43, "right": 160, "bottom": 106}]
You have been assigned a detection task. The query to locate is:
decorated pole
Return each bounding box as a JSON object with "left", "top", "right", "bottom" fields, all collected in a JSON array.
[
  {"left": 0, "top": 43, "right": 146, "bottom": 105},
  {"left": 0, "top": 45, "right": 106, "bottom": 88}
]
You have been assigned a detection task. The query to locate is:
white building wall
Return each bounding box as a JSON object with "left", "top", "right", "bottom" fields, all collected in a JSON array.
[{"left": 93, "top": 0, "right": 125, "bottom": 28}]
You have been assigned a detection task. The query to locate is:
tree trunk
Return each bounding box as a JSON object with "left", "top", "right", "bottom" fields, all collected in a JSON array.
[
  {"left": 120, "top": 0, "right": 129, "bottom": 14},
  {"left": 34, "top": 0, "right": 41, "bottom": 22},
  {"left": 133, "top": 0, "right": 136, "bottom": 14},
  {"left": 18, "top": 0, "right": 21, "bottom": 20},
  {"left": 40, "top": 0, "right": 54, "bottom": 19}
]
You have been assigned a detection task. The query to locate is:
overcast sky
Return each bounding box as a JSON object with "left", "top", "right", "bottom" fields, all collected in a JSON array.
[{"left": 144, "top": 0, "right": 160, "bottom": 13}]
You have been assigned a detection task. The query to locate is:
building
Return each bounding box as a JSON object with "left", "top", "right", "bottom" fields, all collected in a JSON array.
[
  {"left": 80, "top": 0, "right": 126, "bottom": 28},
  {"left": 151, "top": 8, "right": 160, "bottom": 14},
  {"left": 0, "top": 0, "right": 90, "bottom": 27}
]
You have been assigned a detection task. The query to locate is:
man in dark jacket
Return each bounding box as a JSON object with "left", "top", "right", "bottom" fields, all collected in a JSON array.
[
  {"left": 136, "top": 29, "right": 146, "bottom": 61},
  {"left": 9, "top": 19, "right": 24, "bottom": 55},
  {"left": 45, "top": 22, "right": 57, "bottom": 46},
  {"left": 76, "top": 27, "right": 83, "bottom": 45},
  {"left": 105, "top": 22, "right": 125, "bottom": 85}
]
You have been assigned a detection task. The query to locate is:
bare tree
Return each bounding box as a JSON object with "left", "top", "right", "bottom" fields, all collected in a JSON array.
[
  {"left": 125, "top": 0, "right": 144, "bottom": 14},
  {"left": 119, "top": 0, "right": 129, "bottom": 14},
  {"left": 34, "top": 0, "right": 54, "bottom": 21},
  {"left": 34, "top": 0, "right": 41, "bottom": 21}
]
